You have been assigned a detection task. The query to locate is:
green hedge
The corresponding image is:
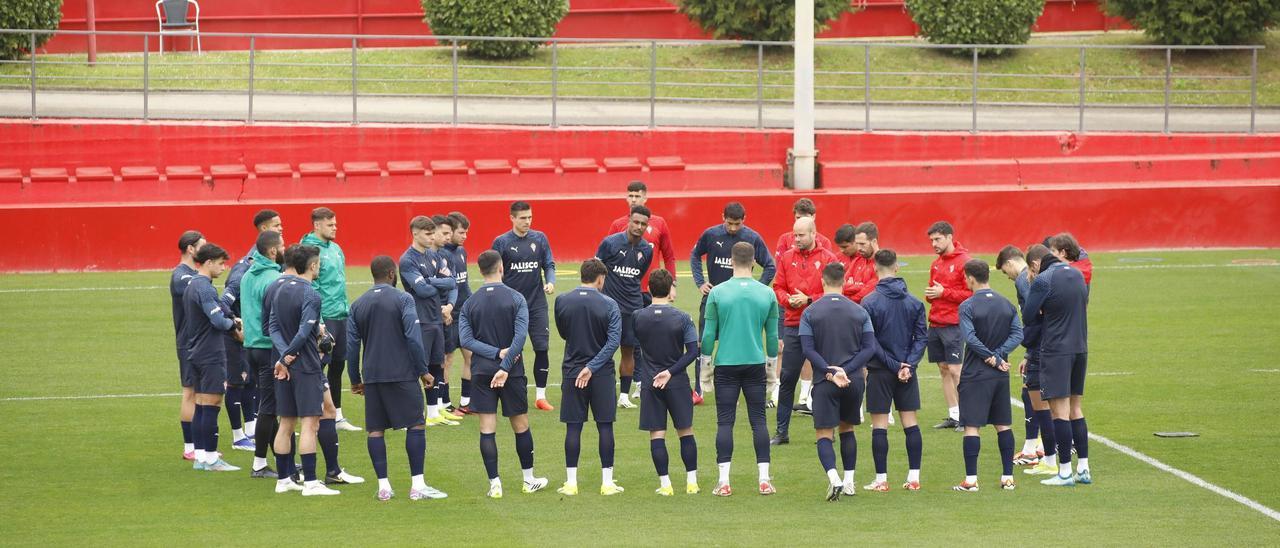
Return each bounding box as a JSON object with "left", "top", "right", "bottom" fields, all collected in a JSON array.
[
  {"left": 0, "top": 0, "right": 63, "bottom": 61},
  {"left": 674, "top": 0, "right": 857, "bottom": 42},
  {"left": 904, "top": 0, "right": 1044, "bottom": 55},
  {"left": 1105, "top": 0, "right": 1280, "bottom": 45},
  {"left": 423, "top": 0, "right": 568, "bottom": 59}
]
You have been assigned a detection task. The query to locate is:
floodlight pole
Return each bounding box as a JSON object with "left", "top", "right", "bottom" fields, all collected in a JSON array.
[{"left": 791, "top": 0, "right": 817, "bottom": 190}]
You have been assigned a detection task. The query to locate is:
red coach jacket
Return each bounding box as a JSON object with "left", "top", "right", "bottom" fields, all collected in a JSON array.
[
  {"left": 926, "top": 242, "right": 973, "bottom": 327},
  {"left": 837, "top": 252, "right": 878, "bottom": 303},
  {"left": 774, "top": 245, "right": 842, "bottom": 327}
]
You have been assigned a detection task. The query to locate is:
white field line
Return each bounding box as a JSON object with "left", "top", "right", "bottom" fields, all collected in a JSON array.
[
  {"left": 1009, "top": 397, "right": 1280, "bottom": 523},
  {"left": 1249, "top": 369, "right": 1280, "bottom": 373}
]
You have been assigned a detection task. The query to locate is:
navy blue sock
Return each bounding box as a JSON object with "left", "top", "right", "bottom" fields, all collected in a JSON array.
[
  {"left": 244, "top": 386, "right": 258, "bottom": 422},
  {"left": 515, "top": 429, "right": 535, "bottom": 470},
  {"left": 963, "top": 435, "right": 980, "bottom": 477},
  {"left": 300, "top": 452, "right": 318, "bottom": 482},
  {"left": 318, "top": 418, "right": 341, "bottom": 476},
  {"left": 650, "top": 438, "right": 669, "bottom": 477},
  {"left": 565, "top": 423, "right": 583, "bottom": 468},
  {"left": 715, "top": 421, "right": 733, "bottom": 464},
  {"left": 597, "top": 422, "right": 615, "bottom": 469},
  {"left": 679, "top": 434, "right": 697, "bottom": 473},
  {"left": 534, "top": 351, "right": 550, "bottom": 389},
  {"left": 225, "top": 387, "right": 243, "bottom": 430},
  {"left": 254, "top": 413, "right": 275, "bottom": 459},
  {"left": 440, "top": 380, "right": 452, "bottom": 406},
  {"left": 461, "top": 378, "right": 472, "bottom": 399},
  {"left": 202, "top": 404, "right": 221, "bottom": 456},
  {"left": 1054, "top": 419, "right": 1074, "bottom": 466},
  {"left": 871, "top": 428, "right": 889, "bottom": 475},
  {"left": 1022, "top": 387, "right": 1038, "bottom": 439},
  {"left": 904, "top": 425, "right": 922, "bottom": 471},
  {"left": 181, "top": 420, "right": 193, "bottom": 445},
  {"left": 407, "top": 428, "right": 426, "bottom": 477},
  {"left": 192, "top": 405, "right": 205, "bottom": 452},
  {"left": 1071, "top": 418, "right": 1089, "bottom": 459},
  {"left": 839, "top": 431, "right": 857, "bottom": 472},
  {"left": 275, "top": 452, "right": 292, "bottom": 478},
  {"left": 479, "top": 433, "right": 499, "bottom": 480},
  {"left": 998, "top": 429, "right": 1015, "bottom": 476},
  {"left": 620, "top": 376, "right": 633, "bottom": 395},
  {"left": 367, "top": 436, "right": 388, "bottom": 480},
  {"left": 1036, "top": 410, "right": 1057, "bottom": 457},
  {"left": 817, "top": 437, "right": 837, "bottom": 472}
]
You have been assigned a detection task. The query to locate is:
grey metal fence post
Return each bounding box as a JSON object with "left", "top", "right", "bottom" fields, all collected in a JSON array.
[
  {"left": 1250, "top": 48, "right": 1258, "bottom": 135},
  {"left": 1163, "top": 47, "right": 1171, "bottom": 134},
  {"left": 649, "top": 40, "right": 657, "bottom": 128},
  {"left": 143, "top": 34, "right": 150, "bottom": 121},
  {"left": 29, "top": 32, "right": 36, "bottom": 120},
  {"left": 551, "top": 40, "right": 558, "bottom": 128},
  {"left": 247, "top": 36, "right": 255, "bottom": 123},
  {"left": 971, "top": 47, "right": 978, "bottom": 133},
  {"left": 451, "top": 39, "right": 459, "bottom": 126},
  {"left": 747, "top": 43, "right": 757, "bottom": 129},
  {"left": 351, "top": 37, "right": 358, "bottom": 124},
  {"left": 864, "top": 44, "right": 870, "bottom": 132},
  {"left": 1077, "top": 46, "right": 1086, "bottom": 132}
]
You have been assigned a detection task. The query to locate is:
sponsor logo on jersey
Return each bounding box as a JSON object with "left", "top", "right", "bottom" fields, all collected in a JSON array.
[{"left": 612, "top": 265, "right": 642, "bottom": 278}]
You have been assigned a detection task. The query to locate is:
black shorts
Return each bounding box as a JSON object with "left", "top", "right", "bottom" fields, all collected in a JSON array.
[
  {"left": 1024, "top": 357, "right": 1042, "bottom": 391},
  {"left": 561, "top": 367, "right": 617, "bottom": 424},
  {"left": 177, "top": 350, "right": 195, "bottom": 388},
  {"left": 471, "top": 374, "right": 529, "bottom": 417},
  {"left": 926, "top": 325, "right": 963, "bottom": 364},
  {"left": 420, "top": 323, "right": 446, "bottom": 366},
  {"left": 528, "top": 302, "right": 549, "bottom": 352},
  {"left": 444, "top": 320, "right": 460, "bottom": 354},
  {"left": 620, "top": 311, "right": 638, "bottom": 348},
  {"left": 639, "top": 377, "right": 694, "bottom": 431},
  {"left": 276, "top": 370, "right": 326, "bottom": 418},
  {"left": 865, "top": 368, "right": 921, "bottom": 414},
  {"left": 191, "top": 359, "right": 227, "bottom": 395},
  {"left": 1039, "top": 352, "right": 1087, "bottom": 399},
  {"left": 248, "top": 348, "right": 276, "bottom": 415},
  {"left": 958, "top": 376, "right": 1012, "bottom": 427},
  {"left": 223, "top": 335, "right": 251, "bottom": 387},
  {"left": 812, "top": 376, "right": 865, "bottom": 429},
  {"left": 365, "top": 381, "right": 426, "bottom": 432}
]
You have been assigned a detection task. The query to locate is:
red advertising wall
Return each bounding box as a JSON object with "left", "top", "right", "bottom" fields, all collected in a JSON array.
[{"left": 44, "top": 0, "right": 1130, "bottom": 53}]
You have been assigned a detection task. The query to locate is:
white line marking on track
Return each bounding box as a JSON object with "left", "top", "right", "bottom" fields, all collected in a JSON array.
[{"left": 1010, "top": 397, "right": 1280, "bottom": 523}]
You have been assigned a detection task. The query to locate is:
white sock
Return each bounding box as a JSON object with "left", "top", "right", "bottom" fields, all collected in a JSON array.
[
  {"left": 770, "top": 385, "right": 779, "bottom": 403},
  {"left": 1077, "top": 457, "right": 1090, "bottom": 473},
  {"left": 245, "top": 419, "right": 256, "bottom": 433},
  {"left": 687, "top": 470, "right": 697, "bottom": 484},
  {"left": 1044, "top": 453, "right": 1058, "bottom": 467},
  {"left": 1022, "top": 439, "right": 1038, "bottom": 454},
  {"left": 1059, "top": 462, "right": 1073, "bottom": 477},
  {"left": 523, "top": 468, "right": 535, "bottom": 483},
  {"left": 843, "top": 469, "right": 854, "bottom": 484},
  {"left": 184, "top": 442, "right": 195, "bottom": 453},
  {"left": 804, "top": 383, "right": 814, "bottom": 403},
  {"left": 659, "top": 475, "right": 671, "bottom": 488},
  {"left": 875, "top": 472, "right": 887, "bottom": 483},
  {"left": 825, "top": 469, "right": 841, "bottom": 486},
  {"left": 232, "top": 428, "right": 246, "bottom": 442},
  {"left": 194, "top": 449, "right": 207, "bottom": 463},
  {"left": 949, "top": 406, "right": 960, "bottom": 421},
  {"left": 412, "top": 474, "right": 426, "bottom": 491},
  {"left": 1001, "top": 474, "right": 1013, "bottom": 483},
  {"left": 490, "top": 477, "right": 502, "bottom": 487},
  {"left": 718, "top": 462, "right": 731, "bottom": 484},
  {"left": 602, "top": 467, "right": 614, "bottom": 485},
  {"left": 427, "top": 404, "right": 439, "bottom": 419},
  {"left": 305, "top": 479, "right": 322, "bottom": 488},
  {"left": 618, "top": 393, "right": 629, "bottom": 404},
  {"left": 907, "top": 469, "right": 920, "bottom": 483},
  {"left": 253, "top": 456, "right": 269, "bottom": 471},
  {"left": 799, "top": 380, "right": 812, "bottom": 404},
  {"left": 566, "top": 467, "right": 578, "bottom": 485},
  {"left": 965, "top": 475, "right": 977, "bottom": 485},
  {"left": 1033, "top": 437, "right": 1044, "bottom": 452},
  {"left": 460, "top": 396, "right": 471, "bottom": 406},
  {"left": 757, "top": 462, "right": 770, "bottom": 482},
  {"left": 378, "top": 477, "right": 393, "bottom": 491},
  {"left": 335, "top": 408, "right": 345, "bottom": 422},
  {"left": 536, "top": 387, "right": 547, "bottom": 401}
]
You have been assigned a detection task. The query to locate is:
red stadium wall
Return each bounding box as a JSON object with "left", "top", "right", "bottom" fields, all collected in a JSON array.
[
  {"left": 1, "top": 120, "right": 1277, "bottom": 272},
  {"left": 44, "top": 0, "right": 1130, "bottom": 53}
]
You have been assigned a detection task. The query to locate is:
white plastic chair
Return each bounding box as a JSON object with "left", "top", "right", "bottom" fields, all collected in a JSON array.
[{"left": 156, "top": 0, "right": 200, "bottom": 54}]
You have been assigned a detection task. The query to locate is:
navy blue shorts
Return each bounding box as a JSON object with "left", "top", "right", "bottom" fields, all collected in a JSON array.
[
  {"left": 1023, "top": 357, "right": 1042, "bottom": 391},
  {"left": 528, "top": 302, "right": 549, "bottom": 352},
  {"left": 1039, "top": 352, "right": 1086, "bottom": 399},
  {"left": 620, "top": 311, "right": 638, "bottom": 348},
  {"left": 811, "top": 376, "right": 865, "bottom": 429},
  {"left": 958, "top": 376, "right": 1012, "bottom": 427},
  {"left": 248, "top": 348, "right": 276, "bottom": 415},
  {"left": 421, "top": 323, "right": 446, "bottom": 366},
  {"left": 276, "top": 370, "right": 325, "bottom": 418},
  {"left": 177, "top": 346, "right": 195, "bottom": 388},
  {"left": 561, "top": 367, "right": 617, "bottom": 424},
  {"left": 865, "top": 367, "right": 921, "bottom": 414},
  {"left": 444, "top": 320, "right": 460, "bottom": 354},
  {"left": 639, "top": 375, "right": 694, "bottom": 431},
  {"left": 926, "top": 325, "right": 963, "bottom": 364},
  {"left": 223, "top": 335, "right": 251, "bottom": 387},
  {"left": 191, "top": 358, "right": 227, "bottom": 395},
  {"left": 365, "top": 380, "right": 426, "bottom": 432},
  {"left": 471, "top": 374, "right": 528, "bottom": 417}
]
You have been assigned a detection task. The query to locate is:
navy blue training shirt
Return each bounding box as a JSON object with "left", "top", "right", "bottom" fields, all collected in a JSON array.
[
  {"left": 219, "top": 248, "right": 254, "bottom": 317},
  {"left": 443, "top": 243, "right": 473, "bottom": 308},
  {"left": 689, "top": 224, "right": 776, "bottom": 287},
  {"left": 170, "top": 263, "right": 199, "bottom": 362},
  {"left": 346, "top": 283, "right": 429, "bottom": 385},
  {"left": 798, "top": 293, "right": 877, "bottom": 384},
  {"left": 1023, "top": 257, "right": 1088, "bottom": 356},
  {"left": 269, "top": 277, "right": 324, "bottom": 375},
  {"left": 492, "top": 229, "right": 556, "bottom": 305},
  {"left": 1013, "top": 267, "right": 1042, "bottom": 363},
  {"left": 181, "top": 274, "right": 236, "bottom": 366},
  {"left": 459, "top": 282, "right": 529, "bottom": 377},
  {"left": 958, "top": 288, "right": 1024, "bottom": 382},
  {"left": 554, "top": 286, "right": 621, "bottom": 375},
  {"left": 632, "top": 303, "right": 699, "bottom": 385},
  {"left": 596, "top": 232, "right": 654, "bottom": 315},
  {"left": 400, "top": 246, "right": 458, "bottom": 325},
  {"left": 861, "top": 277, "right": 928, "bottom": 373}
]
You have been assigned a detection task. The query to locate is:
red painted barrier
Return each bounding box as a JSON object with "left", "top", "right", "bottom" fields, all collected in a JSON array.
[{"left": 44, "top": 0, "right": 1130, "bottom": 54}]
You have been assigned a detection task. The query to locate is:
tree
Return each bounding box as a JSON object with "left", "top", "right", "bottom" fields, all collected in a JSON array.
[
  {"left": 673, "top": 0, "right": 858, "bottom": 42},
  {"left": 423, "top": 0, "right": 569, "bottom": 59},
  {"left": 1105, "top": 0, "right": 1280, "bottom": 45},
  {"left": 904, "top": 0, "right": 1044, "bottom": 55},
  {"left": 0, "top": 0, "right": 63, "bottom": 61}
]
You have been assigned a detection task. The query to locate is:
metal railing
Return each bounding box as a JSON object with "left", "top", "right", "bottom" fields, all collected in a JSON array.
[{"left": 0, "top": 29, "right": 1269, "bottom": 133}]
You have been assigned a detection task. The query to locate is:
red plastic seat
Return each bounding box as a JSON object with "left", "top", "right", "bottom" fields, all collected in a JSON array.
[
  {"left": 474, "top": 159, "right": 513, "bottom": 174},
  {"left": 647, "top": 156, "right": 686, "bottom": 171},
  {"left": 561, "top": 158, "right": 600, "bottom": 173},
  {"left": 603, "top": 157, "right": 643, "bottom": 171},
  {"left": 387, "top": 161, "right": 426, "bottom": 175},
  {"left": 516, "top": 158, "right": 556, "bottom": 173},
  {"left": 0, "top": 168, "right": 22, "bottom": 183},
  {"left": 29, "top": 167, "right": 70, "bottom": 182},
  {"left": 342, "top": 161, "right": 381, "bottom": 176},
  {"left": 164, "top": 166, "right": 206, "bottom": 180},
  {"left": 254, "top": 163, "right": 294, "bottom": 178},
  {"left": 74, "top": 167, "right": 116, "bottom": 181},
  {"left": 430, "top": 160, "right": 469, "bottom": 175},
  {"left": 120, "top": 166, "right": 161, "bottom": 180},
  {"left": 211, "top": 164, "right": 249, "bottom": 179},
  {"left": 299, "top": 162, "right": 338, "bottom": 177}
]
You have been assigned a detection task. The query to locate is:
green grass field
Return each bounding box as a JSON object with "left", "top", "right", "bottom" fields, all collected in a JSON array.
[{"left": 2, "top": 249, "right": 1279, "bottom": 545}]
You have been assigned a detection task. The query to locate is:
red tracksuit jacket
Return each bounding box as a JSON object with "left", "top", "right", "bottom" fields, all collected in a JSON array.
[
  {"left": 774, "top": 245, "right": 842, "bottom": 327},
  {"left": 837, "top": 252, "right": 878, "bottom": 303},
  {"left": 926, "top": 242, "right": 973, "bottom": 327}
]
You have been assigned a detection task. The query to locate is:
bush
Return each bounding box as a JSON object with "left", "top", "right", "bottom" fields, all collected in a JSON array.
[
  {"left": 423, "top": 0, "right": 568, "bottom": 59},
  {"left": 0, "top": 0, "right": 63, "bottom": 61},
  {"left": 674, "top": 0, "right": 857, "bottom": 42},
  {"left": 904, "top": 0, "right": 1044, "bottom": 55},
  {"left": 1104, "top": 0, "right": 1280, "bottom": 45}
]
